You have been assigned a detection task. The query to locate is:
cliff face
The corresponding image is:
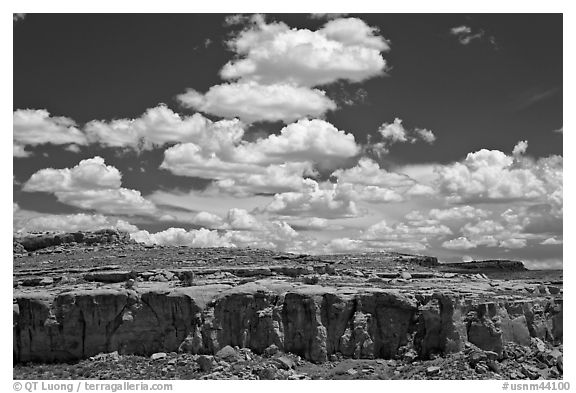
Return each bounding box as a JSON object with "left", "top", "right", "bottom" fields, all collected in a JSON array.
[{"left": 13, "top": 280, "right": 562, "bottom": 364}]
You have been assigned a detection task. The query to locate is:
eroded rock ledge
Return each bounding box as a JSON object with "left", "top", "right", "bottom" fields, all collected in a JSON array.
[{"left": 13, "top": 279, "right": 562, "bottom": 364}]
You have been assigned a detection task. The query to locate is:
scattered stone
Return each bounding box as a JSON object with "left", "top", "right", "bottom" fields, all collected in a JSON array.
[
  {"left": 263, "top": 344, "right": 279, "bottom": 358},
  {"left": 352, "top": 270, "right": 364, "bottom": 277},
  {"left": 83, "top": 270, "right": 135, "bottom": 283},
  {"left": 475, "top": 363, "right": 489, "bottom": 374},
  {"left": 273, "top": 356, "right": 295, "bottom": 370},
  {"left": 426, "top": 366, "right": 441, "bottom": 376},
  {"left": 150, "top": 352, "right": 167, "bottom": 361},
  {"left": 521, "top": 365, "right": 541, "bottom": 380},
  {"left": 531, "top": 337, "right": 547, "bottom": 353},
  {"left": 124, "top": 279, "right": 135, "bottom": 289},
  {"left": 216, "top": 345, "right": 240, "bottom": 363},
  {"left": 556, "top": 355, "right": 563, "bottom": 373},
  {"left": 197, "top": 355, "right": 215, "bottom": 372},
  {"left": 399, "top": 272, "right": 412, "bottom": 280},
  {"left": 548, "top": 286, "right": 561, "bottom": 295},
  {"left": 402, "top": 349, "right": 418, "bottom": 363},
  {"left": 484, "top": 350, "right": 499, "bottom": 361},
  {"left": 487, "top": 360, "right": 501, "bottom": 374},
  {"left": 467, "top": 350, "right": 488, "bottom": 367},
  {"left": 302, "top": 275, "right": 319, "bottom": 285},
  {"left": 89, "top": 351, "right": 120, "bottom": 361},
  {"left": 39, "top": 277, "right": 54, "bottom": 286},
  {"left": 180, "top": 271, "right": 195, "bottom": 286}
]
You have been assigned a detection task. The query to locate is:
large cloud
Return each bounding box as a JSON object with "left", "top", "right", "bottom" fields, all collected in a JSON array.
[
  {"left": 85, "top": 105, "right": 245, "bottom": 151},
  {"left": 130, "top": 213, "right": 301, "bottom": 252},
  {"left": 161, "top": 118, "right": 360, "bottom": 196},
  {"left": 162, "top": 145, "right": 315, "bottom": 195},
  {"left": 14, "top": 105, "right": 246, "bottom": 154},
  {"left": 177, "top": 82, "right": 336, "bottom": 123},
  {"left": 131, "top": 227, "right": 234, "bottom": 248},
  {"left": 221, "top": 15, "right": 389, "bottom": 87},
  {"left": 13, "top": 109, "right": 88, "bottom": 155},
  {"left": 436, "top": 144, "right": 562, "bottom": 204},
  {"left": 162, "top": 118, "right": 359, "bottom": 168},
  {"left": 23, "top": 157, "right": 156, "bottom": 215},
  {"left": 237, "top": 119, "right": 360, "bottom": 166},
  {"left": 441, "top": 216, "right": 545, "bottom": 251}
]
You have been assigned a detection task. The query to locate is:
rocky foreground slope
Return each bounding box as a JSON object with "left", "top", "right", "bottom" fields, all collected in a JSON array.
[{"left": 13, "top": 231, "right": 563, "bottom": 380}]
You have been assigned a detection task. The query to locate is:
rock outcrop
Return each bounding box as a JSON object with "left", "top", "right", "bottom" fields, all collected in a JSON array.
[
  {"left": 441, "top": 260, "right": 527, "bottom": 272},
  {"left": 14, "top": 229, "right": 133, "bottom": 253},
  {"left": 13, "top": 279, "right": 562, "bottom": 364}
]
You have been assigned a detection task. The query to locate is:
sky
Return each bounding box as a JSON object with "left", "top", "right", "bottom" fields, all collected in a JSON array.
[{"left": 12, "top": 13, "right": 563, "bottom": 268}]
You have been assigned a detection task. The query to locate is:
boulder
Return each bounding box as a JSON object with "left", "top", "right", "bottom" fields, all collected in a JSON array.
[
  {"left": 197, "top": 355, "right": 215, "bottom": 372},
  {"left": 426, "top": 366, "right": 441, "bottom": 376},
  {"left": 83, "top": 271, "right": 136, "bottom": 283},
  {"left": 273, "top": 356, "right": 295, "bottom": 370},
  {"left": 150, "top": 352, "right": 167, "bottom": 360},
  {"left": 215, "top": 345, "right": 240, "bottom": 363},
  {"left": 264, "top": 344, "right": 279, "bottom": 358}
]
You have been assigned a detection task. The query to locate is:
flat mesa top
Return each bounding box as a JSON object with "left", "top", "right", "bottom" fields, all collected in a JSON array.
[{"left": 13, "top": 235, "right": 562, "bottom": 302}]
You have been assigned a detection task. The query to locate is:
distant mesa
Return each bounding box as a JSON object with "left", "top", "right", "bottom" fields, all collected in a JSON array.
[
  {"left": 13, "top": 229, "right": 133, "bottom": 252},
  {"left": 440, "top": 260, "right": 528, "bottom": 272}
]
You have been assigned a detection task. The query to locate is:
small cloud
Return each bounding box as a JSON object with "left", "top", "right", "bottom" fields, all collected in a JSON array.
[
  {"left": 554, "top": 127, "right": 563, "bottom": 133},
  {"left": 13, "top": 144, "right": 31, "bottom": 158},
  {"left": 13, "top": 13, "right": 26, "bottom": 22},
  {"left": 415, "top": 128, "right": 436, "bottom": 144},
  {"left": 65, "top": 144, "right": 81, "bottom": 154},
  {"left": 512, "top": 140, "right": 528, "bottom": 156},
  {"left": 513, "top": 86, "right": 560, "bottom": 111},
  {"left": 450, "top": 25, "right": 472, "bottom": 35},
  {"left": 450, "top": 25, "right": 494, "bottom": 47},
  {"left": 375, "top": 118, "right": 436, "bottom": 149},
  {"left": 541, "top": 237, "right": 562, "bottom": 245}
]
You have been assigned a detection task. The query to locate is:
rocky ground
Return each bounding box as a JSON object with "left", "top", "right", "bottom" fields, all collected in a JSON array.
[
  {"left": 14, "top": 340, "right": 563, "bottom": 380},
  {"left": 13, "top": 231, "right": 563, "bottom": 380}
]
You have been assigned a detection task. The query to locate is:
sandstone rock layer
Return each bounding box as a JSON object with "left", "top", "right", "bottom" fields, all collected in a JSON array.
[{"left": 13, "top": 279, "right": 562, "bottom": 364}]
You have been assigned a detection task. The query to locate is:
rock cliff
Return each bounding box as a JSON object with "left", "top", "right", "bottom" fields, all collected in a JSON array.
[{"left": 13, "top": 279, "right": 562, "bottom": 364}]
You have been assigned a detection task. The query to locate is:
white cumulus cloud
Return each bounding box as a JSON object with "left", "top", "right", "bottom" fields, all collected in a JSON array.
[
  {"left": 131, "top": 227, "right": 234, "bottom": 248},
  {"left": 23, "top": 157, "right": 156, "bottom": 215},
  {"left": 260, "top": 179, "right": 359, "bottom": 219},
  {"left": 13, "top": 109, "right": 88, "bottom": 155},
  {"left": 85, "top": 105, "right": 245, "bottom": 151},
  {"left": 436, "top": 145, "right": 561, "bottom": 203},
  {"left": 221, "top": 15, "right": 389, "bottom": 87},
  {"left": 177, "top": 81, "right": 337, "bottom": 123}
]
